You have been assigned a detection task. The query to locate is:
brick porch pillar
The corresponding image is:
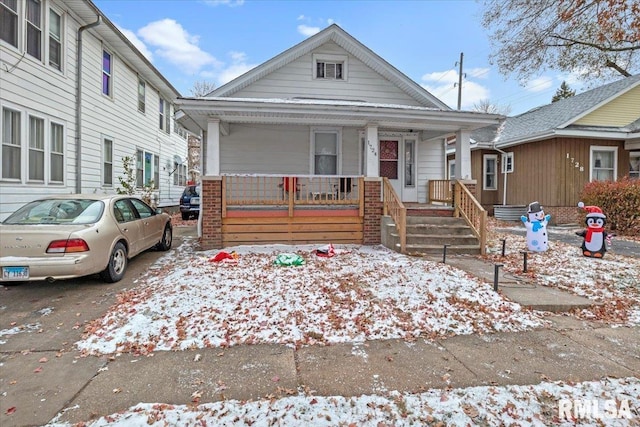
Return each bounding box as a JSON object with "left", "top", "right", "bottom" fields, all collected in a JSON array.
[
  {"left": 200, "top": 176, "right": 222, "bottom": 250},
  {"left": 363, "top": 178, "right": 382, "bottom": 245}
]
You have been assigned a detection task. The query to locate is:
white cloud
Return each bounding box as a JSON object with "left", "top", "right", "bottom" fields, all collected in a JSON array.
[
  {"left": 298, "top": 24, "right": 321, "bottom": 37},
  {"left": 202, "top": 0, "right": 245, "bottom": 6},
  {"left": 523, "top": 76, "right": 553, "bottom": 93},
  {"left": 137, "top": 19, "right": 220, "bottom": 74},
  {"left": 421, "top": 70, "right": 490, "bottom": 109},
  {"left": 211, "top": 51, "right": 258, "bottom": 85},
  {"left": 117, "top": 26, "right": 153, "bottom": 61}
]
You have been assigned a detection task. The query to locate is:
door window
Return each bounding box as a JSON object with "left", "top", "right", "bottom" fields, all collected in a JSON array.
[{"left": 379, "top": 140, "right": 398, "bottom": 179}]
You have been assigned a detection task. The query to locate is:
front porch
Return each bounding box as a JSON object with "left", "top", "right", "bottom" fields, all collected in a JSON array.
[{"left": 199, "top": 175, "right": 486, "bottom": 255}]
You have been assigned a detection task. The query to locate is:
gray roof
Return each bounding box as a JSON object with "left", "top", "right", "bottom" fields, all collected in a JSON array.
[{"left": 473, "top": 74, "right": 640, "bottom": 145}]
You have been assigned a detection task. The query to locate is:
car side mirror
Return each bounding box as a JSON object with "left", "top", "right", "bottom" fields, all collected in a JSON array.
[{"left": 155, "top": 208, "right": 163, "bottom": 215}]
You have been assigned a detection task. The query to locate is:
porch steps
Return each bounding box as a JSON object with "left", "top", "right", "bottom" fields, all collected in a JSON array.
[{"left": 385, "top": 216, "right": 482, "bottom": 256}]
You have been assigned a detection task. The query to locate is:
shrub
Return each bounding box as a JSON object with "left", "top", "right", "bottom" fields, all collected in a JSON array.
[{"left": 579, "top": 177, "right": 640, "bottom": 236}]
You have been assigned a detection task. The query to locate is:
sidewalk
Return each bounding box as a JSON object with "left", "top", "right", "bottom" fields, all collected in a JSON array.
[{"left": 47, "top": 319, "right": 639, "bottom": 425}]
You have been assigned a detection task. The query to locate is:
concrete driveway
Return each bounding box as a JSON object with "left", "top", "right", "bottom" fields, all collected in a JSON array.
[{"left": 0, "top": 226, "right": 196, "bottom": 427}]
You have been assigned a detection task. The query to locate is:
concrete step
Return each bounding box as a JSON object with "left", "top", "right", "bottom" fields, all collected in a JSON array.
[
  {"left": 406, "top": 224, "right": 474, "bottom": 236},
  {"left": 402, "top": 243, "right": 481, "bottom": 255},
  {"left": 406, "top": 234, "right": 479, "bottom": 246},
  {"left": 406, "top": 216, "right": 466, "bottom": 226}
]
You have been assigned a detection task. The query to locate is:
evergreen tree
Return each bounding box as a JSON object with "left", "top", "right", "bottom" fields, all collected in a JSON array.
[{"left": 552, "top": 81, "right": 576, "bottom": 102}]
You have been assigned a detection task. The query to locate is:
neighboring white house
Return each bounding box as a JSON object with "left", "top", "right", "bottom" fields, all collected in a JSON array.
[{"left": 0, "top": 0, "right": 189, "bottom": 220}]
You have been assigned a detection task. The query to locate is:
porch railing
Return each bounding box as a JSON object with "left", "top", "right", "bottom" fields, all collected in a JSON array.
[
  {"left": 382, "top": 177, "right": 406, "bottom": 253},
  {"left": 221, "top": 175, "right": 363, "bottom": 217},
  {"left": 428, "top": 179, "right": 453, "bottom": 203},
  {"left": 453, "top": 180, "right": 487, "bottom": 255}
]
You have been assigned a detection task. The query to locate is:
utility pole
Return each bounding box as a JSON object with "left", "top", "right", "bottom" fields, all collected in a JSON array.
[{"left": 457, "top": 52, "right": 463, "bottom": 110}]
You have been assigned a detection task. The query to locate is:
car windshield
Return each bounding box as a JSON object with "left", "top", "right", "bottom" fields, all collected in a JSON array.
[{"left": 2, "top": 199, "right": 105, "bottom": 225}]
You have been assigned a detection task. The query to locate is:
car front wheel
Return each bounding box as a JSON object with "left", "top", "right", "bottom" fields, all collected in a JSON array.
[
  {"left": 157, "top": 224, "right": 172, "bottom": 251},
  {"left": 100, "top": 242, "right": 127, "bottom": 283}
]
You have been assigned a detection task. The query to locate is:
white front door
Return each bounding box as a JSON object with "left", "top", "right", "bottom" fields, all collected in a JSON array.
[{"left": 379, "top": 136, "right": 418, "bottom": 202}]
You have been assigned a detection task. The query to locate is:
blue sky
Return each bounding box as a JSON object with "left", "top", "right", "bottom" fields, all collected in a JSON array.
[{"left": 93, "top": 0, "right": 590, "bottom": 115}]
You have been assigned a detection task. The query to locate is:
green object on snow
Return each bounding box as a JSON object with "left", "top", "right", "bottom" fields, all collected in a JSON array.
[{"left": 274, "top": 253, "right": 305, "bottom": 266}]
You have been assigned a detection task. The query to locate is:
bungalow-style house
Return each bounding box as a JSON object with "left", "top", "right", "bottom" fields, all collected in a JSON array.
[
  {"left": 0, "top": 0, "right": 189, "bottom": 220},
  {"left": 463, "top": 74, "right": 640, "bottom": 224},
  {"left": 175, "top": 24, "right": 502, "bottom": 251}
]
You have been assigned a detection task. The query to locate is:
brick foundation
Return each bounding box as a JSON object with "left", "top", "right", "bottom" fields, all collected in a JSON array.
[
  {"left": 363, "top": 179, "right": 382, "bottom": 245},
  {"left": 200, "top": 178, "right": 222, "bottom": 250},
  {"left": 544, "top": 206, "right": 583, "bottom": 225}
]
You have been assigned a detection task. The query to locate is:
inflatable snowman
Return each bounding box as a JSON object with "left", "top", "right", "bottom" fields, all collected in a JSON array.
[
  {"left": 575, "top": 202, "right": 609, "bottom": 258},
  {"left": 520, "top": 201, "right": 551, "bottom": 252}
]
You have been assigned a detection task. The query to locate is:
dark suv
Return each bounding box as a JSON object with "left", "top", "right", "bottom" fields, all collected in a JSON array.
[{"left": 179, "top": 185, "right": 200, "bottom": 220}]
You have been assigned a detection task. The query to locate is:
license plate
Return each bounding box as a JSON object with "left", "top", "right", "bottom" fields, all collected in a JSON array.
[
  {"left": 191, "top": 197, "right": 200, "bottom": 205},
  {"left": 2, "top": 266, "right": 29, "bottom": 280}
]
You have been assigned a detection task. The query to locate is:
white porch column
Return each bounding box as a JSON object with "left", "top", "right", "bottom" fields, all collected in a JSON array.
[
  {"left": 365, "top": 124, "right": 379, "bottom": 177},
  {"left": 454, "top": 129, "right": 472, "bottom": 180},
  {"left": 205, "top": 119, "right": 221, "bottom": 176}
]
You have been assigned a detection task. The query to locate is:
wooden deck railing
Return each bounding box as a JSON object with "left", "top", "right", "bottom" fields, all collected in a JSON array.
[
  {"left": 453, "top": 180, "right": 487, "bottom": 255},
  {"left": 428, "top": 179, "right": 453, "bottom": 203},
  {"left": 382, "top": 177, "right": 406, "bottom": 253},
  {"left": 221, "top": 175, "right": 363, "bottom": 217}
]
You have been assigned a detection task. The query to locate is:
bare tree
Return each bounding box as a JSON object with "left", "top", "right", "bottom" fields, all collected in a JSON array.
[
  {"left": 481, "top": 0, "right": 640, "bottom": 82},
  {"left": 472, "top": 99, "right": 512, "bottom": 116},
  {"left": 190, "top": 80, "right": 216, "bottom": 97}
]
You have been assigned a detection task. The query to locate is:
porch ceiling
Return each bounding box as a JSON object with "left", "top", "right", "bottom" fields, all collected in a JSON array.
[{"left": 175, "top": 98, "right": 503, "bottom": 136}]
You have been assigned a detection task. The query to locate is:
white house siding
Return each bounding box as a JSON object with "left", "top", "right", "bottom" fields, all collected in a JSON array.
[
  {"left": 417, "top": 138, "right": 446, "bottom": 203},
  {"left": 232, "top": 42, "right": 423, "bottom": 106},
  {"left": 78, "top": 30, "right": 188, "bottom": 207},
  {"left": 0, "top": 0, "right": 186, "bottom": 220},
  {"left": 220, "top": 124, "right": 362, "bottom": 176}
]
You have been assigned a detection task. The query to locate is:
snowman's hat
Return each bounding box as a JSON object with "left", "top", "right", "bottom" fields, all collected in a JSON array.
[
  {"left": 578, "top": 202, "right": 605, "bottom": 218},
  {"left": 527, "top": 201, "right": 543, "bottom": 214}
]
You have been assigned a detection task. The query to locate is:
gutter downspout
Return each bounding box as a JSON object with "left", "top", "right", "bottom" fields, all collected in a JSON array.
[
  {"left": 492, "top": 142, "right": 508, "bottom": 205},
  {"left": 75, "top": 16, "right": 102, "bottom": 194}
]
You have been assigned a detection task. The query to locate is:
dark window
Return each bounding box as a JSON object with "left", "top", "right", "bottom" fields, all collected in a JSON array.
[{"left": 0, "top": 0, "right": 19, "bottom": 47}]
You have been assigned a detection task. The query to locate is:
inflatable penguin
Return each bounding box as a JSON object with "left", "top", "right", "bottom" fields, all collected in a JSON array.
[
  {"left": 575, "top": 202, "right": 608, "bottom": 258},
  {"left": 520, "top": 201, "right": 551, "bottom": 252}
]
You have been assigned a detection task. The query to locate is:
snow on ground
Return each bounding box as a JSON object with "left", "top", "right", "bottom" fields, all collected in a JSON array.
[
  {"left": 484, "top": 228, "right": 640, "bottom": 325},
  {"left": 76, "top": 242, "right": 547, "bottom": 355},
  {"left": 48, "top": 377, "right": 639, "bottom": 426}
]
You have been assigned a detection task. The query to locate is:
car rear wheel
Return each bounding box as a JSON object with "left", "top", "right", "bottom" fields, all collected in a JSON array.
[
  {"left": 157, "top": 224, "right": 172, "bottom": 251},
  {"left": 181, "top": 212, "right": 189, "bottom": 220},
  {"left": 100, "top": 242, "right": 127, "bottom": 283}
]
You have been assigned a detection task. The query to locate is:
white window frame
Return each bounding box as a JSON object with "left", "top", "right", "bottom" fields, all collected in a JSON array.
[
  {"left": 27, "top": 114, "right": 45, "bottom": 182},
  {"left": 590, "top": 146, "right": 618, "bottom": 182},
  {"left": 138, "top": 78, "right": 146, "bottom": 113},
  {"left": 448, "top": 159, "right": 456, "bottom": 180},
  {"left": 501, "top": 152, "right": 514, "bottom": 173},
  {"left": 312, "top": 53, "right": 348, "bottom": 81},
  {"left": 136, "top": 148, "right": 159, "bottom": 187},
  {"left": 102, "top": 136, "right": 113, "bottom": 186},
  {"left": 47, "top": 6, "right": 63, "bottom": 71},
  {"left": 102, "top": 48, "right": 113, "bottom": 97},
  {"left": 483, "top": 154, "right": 498, "bottom": 191},
  {"left": 0, "top": 0, "right": 19, "bottom": 49},
  {"left": 310, "top": 128, "right": 342, "bottom": 175},
  {"left": 159, "top": 98, "right": 170, "bottom": 133},
  {"left": 1, "top": 106, "right": 22, "bottom": 181},
  {"left": 630, "top": 151, "right": 640, "bottom": 179},
  {"left": 50, "top": 121, "right": 64, "bottom": 183},
  {"left": 25, "top": 0, "right": 42, "bottom": 60}
]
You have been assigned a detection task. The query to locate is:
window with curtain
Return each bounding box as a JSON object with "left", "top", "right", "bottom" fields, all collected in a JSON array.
[
  {"left": 404, "top": 140, "right": 415, "bottom": 187},
  {"left": 103, "top": 138, "right": 113, "bottom": 186},
  {"left": 313, "top": 132, "right": 338, "bottom": 175},
  {"left": 630, "top": 152, "right": 640, "bottom": 179},
  {"left": 379, "top": 140, "right": 398, "bottom": 180},
  {"left": 2, "top": 108, "right": 21, "bottom": 179},
  {"left": 28, "top": 116, "right": 45, "bottom": 181},
  {"left": 48, "top": 8, "right": 61, "bottom": 70},
  {"left": 591, "top": 147, "right": 617, "bottom": 181},
  {"left": 26, "top": 0, "right": 42, "bottom": 60},
  {"left": 50, "top": 122, "right": 64, "bottom": 182},
  {"left": 136, "top": 149, "right": 143, "bottom": 186},
  {"left": 153, "top": 154, "right": 159, "bottom": 188},
  {"left": 102, "top": 49, "right": 112, "bottom": 96},
  {"left": 1, "top": 0, "right": 19, "bottom": 48}
]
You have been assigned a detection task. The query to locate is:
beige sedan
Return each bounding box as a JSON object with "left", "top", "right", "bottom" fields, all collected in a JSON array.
[{"left": 0, "top": 195, "right": 172, "bottom": 283}]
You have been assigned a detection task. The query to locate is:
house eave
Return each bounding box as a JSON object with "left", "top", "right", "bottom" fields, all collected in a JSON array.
[{"left": 495, "top": 128, "right": 632, "bottom": 149}]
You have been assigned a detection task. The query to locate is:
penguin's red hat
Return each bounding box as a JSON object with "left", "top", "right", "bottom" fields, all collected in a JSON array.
[{"left": 578, "top": 202, "right": 605, "bottom": 218}]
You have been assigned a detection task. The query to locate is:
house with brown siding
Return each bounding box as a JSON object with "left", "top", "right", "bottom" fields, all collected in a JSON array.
[
  {"left": 459, "top": 75, "right": 640, "bottom": 224},
  {"left": 175, "top": 24, "right": 501, "bottom": 250}
]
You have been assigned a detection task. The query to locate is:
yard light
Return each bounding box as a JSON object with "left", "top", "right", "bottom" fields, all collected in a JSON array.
[
  {"left": 520, "top": 250, "right": 528, "bottom": 273},
  {"left": 442, "top": 244, "right": 449, "bottom": 264},
  {"left": 494, "top": 263, "right": 503, "bottom": 292},
  {"left": 500, "top": 238, "right": 507, "bottom": 257}
]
